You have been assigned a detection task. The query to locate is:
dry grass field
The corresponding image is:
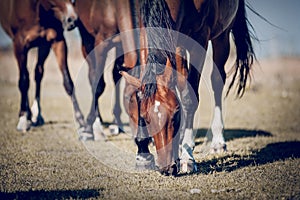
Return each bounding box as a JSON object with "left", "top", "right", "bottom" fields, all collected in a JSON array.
[{"left": 0, "top": 31, "right": 299, "bottom": 199}]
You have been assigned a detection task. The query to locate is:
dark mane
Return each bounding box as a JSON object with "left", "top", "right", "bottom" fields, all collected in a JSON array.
[{"left": 140, "top": 0, "right": 177, "bottom": 98}]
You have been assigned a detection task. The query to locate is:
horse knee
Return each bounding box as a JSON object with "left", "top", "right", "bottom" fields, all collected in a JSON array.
[
  {"left": 35, "top": 65, "right": 44, "bottom": 82},
  {"left": 95, "top": 80, "right": 105, "bottom": 98},
  {"left": 63, "top": 77, "right": 74, "bottom": 96},
  {"left": 211, "top": 67, "right": 226, "bottom": 86},
  {"left": 19, "top": 71, "right": 30, "bottom": 92}
]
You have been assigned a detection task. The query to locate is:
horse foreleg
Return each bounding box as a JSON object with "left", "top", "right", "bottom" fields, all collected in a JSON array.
[
  {"left": 209, "top": 31, "right": 230, "bottom": 153},
  {"left": 81, "top": 39, "right": 109, "bottom": 141},
  {"left": 14, "top": 42, "right": 31, "bottom": 132},
  {"left": 135, "top": 91, "right": 155, "bottom": 170},
  {"left": 52, "top": 39, "right": 85, "bottom": 128},
  {"left": 31, "top": 43, "right": 51, "bottom": 126},
  {"left": 179, "top": 38, "right": 208, "bottom": 173},
  {"left": 111, "top": 54, "right": 124, "bottom": 134},
  {"left": 179, "top": 59, "right": 202, "bottom": 174}
]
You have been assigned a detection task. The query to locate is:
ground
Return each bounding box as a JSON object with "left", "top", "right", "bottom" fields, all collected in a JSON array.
[{"left": 0, "top": 31, "right": 299, "bottom": 199}]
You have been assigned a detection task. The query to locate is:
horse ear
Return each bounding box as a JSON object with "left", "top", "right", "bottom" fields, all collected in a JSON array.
[{"left": 39, "top": 0, "right": 57, "bottom": 10}]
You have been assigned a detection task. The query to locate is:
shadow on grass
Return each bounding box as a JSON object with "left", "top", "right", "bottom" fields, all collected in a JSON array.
[
  {"left": 0, "top": 189, "right": 102, "bottom": 199},
  {"left": 197, "top": 141, "right": 300, "bottom": 174},
  {"left": 195, "top": 128, "right": 272, "bottom": 143}
]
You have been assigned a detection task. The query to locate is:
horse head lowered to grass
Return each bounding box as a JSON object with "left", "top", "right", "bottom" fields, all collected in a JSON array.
[
  {"left": 74, "top": 0, "right": 256, "bottom": 176},
  {"left": 121, "top": 0, "right": 256, "bottom": 175}
]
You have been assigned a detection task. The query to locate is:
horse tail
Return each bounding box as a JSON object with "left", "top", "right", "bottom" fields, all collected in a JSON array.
[
  {"left": 140, "top": 0, "right": 176, "bottom": 98},
  {"left": 227, "top": 0, "right": 256, "bottom": 97}
]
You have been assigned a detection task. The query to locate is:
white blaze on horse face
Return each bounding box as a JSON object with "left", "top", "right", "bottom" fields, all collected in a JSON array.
[
  {"left": 66, "top": 3, "right": 77, "bottom": 19},
  {"left": 211, "top": 106, "right": 225, "bottom": 150},
  {"left": 154, "top": 100, "right": 162, "bottom": 126},
  {"left": 154, "top": 100, "right": 161, "bottom": 113},
  {"left": 63, "top": 3, "right": 78, "bottom": 30}
]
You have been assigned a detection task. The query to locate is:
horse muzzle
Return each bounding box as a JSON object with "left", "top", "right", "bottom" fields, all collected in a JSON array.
[{"left": 63, "top": 16, "right": 78, "bottom": 31}]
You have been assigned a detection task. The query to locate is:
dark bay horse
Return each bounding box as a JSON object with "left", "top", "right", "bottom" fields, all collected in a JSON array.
[
  {"left": 178, "top": 0, "right": 255, "bottom": 173},
  {"left": 0, "top": 0, "right": 85, "bottom": 131},
  {"left": 123, "top": 0, "right": 255, "bottom": 174}
]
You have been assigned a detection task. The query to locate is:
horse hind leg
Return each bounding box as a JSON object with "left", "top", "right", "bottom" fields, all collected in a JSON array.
[
  {"left": 31, "top": 44, "right": 51, "bottom": 126},
  {"left": 109, "top": 54, "right": 125, "bottom": 135},
  {"left": 82, "top": 39, "right": 109, "bottom": 141},
  {"left": 14, "top": 42, "right": 31, "bottom": 132},
  {"left": 210, "top": 31, "right": 230, "bottom": 153},
  {"left": 52, "top": 39, "right": 85, "bottom": 129}
]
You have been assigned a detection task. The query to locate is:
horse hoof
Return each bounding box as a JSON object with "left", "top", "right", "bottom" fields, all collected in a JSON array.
[
  {"left": 180, "top": 159, "right": 198, "bottom": 174},
  {"left": 159, "top": 164, "right": 179, "bottom": 176},
  {"left": 77, "top": 126, "right": 85, "bottom": 135},
  {"left": 108, "top": 124, "right": 120, "bottom": 135},
  {"left": 135, "top": 153, "right": 155, "bottom": 170},
  {"left": 16, "top": 115, "right": 31, "bottom": 132},
  {"left": 79, "top": 132, "right": 94, "bottom": 141},
  {"left": 92, "top": 118, "right": 107, "bottom": 140},
  {"left": 31, "top": 115, "right": 44, "bottom": 127},
  {"left": 210, "top": 143, "right": 227, "bottom": 154}
]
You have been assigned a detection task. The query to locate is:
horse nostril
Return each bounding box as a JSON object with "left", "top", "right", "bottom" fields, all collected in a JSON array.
[{"left": 67, "top": 17, "right": 73, "bottom": 23}]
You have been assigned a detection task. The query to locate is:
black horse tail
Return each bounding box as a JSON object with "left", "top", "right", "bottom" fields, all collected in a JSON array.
[
  {"left": 227, "top": 0, "right": 256, "bottom": 97},
  {"left": 140, "top": 0, "right": 176, "bottom": 98}
]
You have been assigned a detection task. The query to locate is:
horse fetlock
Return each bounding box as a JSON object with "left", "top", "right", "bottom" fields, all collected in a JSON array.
[
  {"left": 75, "top": 111, "right": 85, "bottom": 128},
  {"left": 31, "top": 100, "right": 44, "bottom": 127},
  {"left": 210, "top": 140, "right": 227, "bottom": 154},
  {"left": 210, "top": 129, "right": 226, "bottom": 153},
  {"left": 108, "top": 124, "right": 120, "bottom": 135},
  {"left": 180, "top": 159, "right": 198, "bottom": 174},
  {"left": 78, "top": 125, "right": 95, "bottom": 141},
  {"left": 158, "top": 163, "right": 179, "bottom": 176},
  {"left": 17, "top": 113, "right": 31, "bottom": 132},
  {"left": 135, "top": 153, "right": 155, "bottom": 170},
  {"left": 210, "top": 106, "right": 225, "bottom": 153},
  {"left": 92, "top": 117, "right": 107, "bottom": 140}
]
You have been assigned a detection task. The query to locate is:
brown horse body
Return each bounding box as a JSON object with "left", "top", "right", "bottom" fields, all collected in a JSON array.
[
  {"left": 74, "top": 0, "right": 181, "bottom": 174},
  {"left": 122, "top": 0, "right": 255, "bottom": 174},
  {"left": 0, "top": 0, "right": 85, "bottom": 131},
  {"left": 74, "top": 0, "right": 138, "bottom": 139},
  {"left": 75, "top": 0, "right": 255, "bottom": 175}
]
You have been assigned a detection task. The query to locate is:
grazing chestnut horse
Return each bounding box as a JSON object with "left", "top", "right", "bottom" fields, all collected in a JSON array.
[
  {"left": 74, "top": 0, "right": 181, "bottom": 175},
  {"left": 74, "top": 0, "right": 138, "bottom": 140},
  {"left": 123, "top": 0, "right": 255, "bottom": 174},
  {"left": 0, "top": 0, "right": 85, "bottom": 131},
  {"left": 121, "top": 0, "right": 182, "bottom": 175}
]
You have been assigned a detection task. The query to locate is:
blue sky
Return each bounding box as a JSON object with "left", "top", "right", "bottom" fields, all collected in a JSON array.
[{"left": 247, "top": 0, "right": 300, "bottom": 57}]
